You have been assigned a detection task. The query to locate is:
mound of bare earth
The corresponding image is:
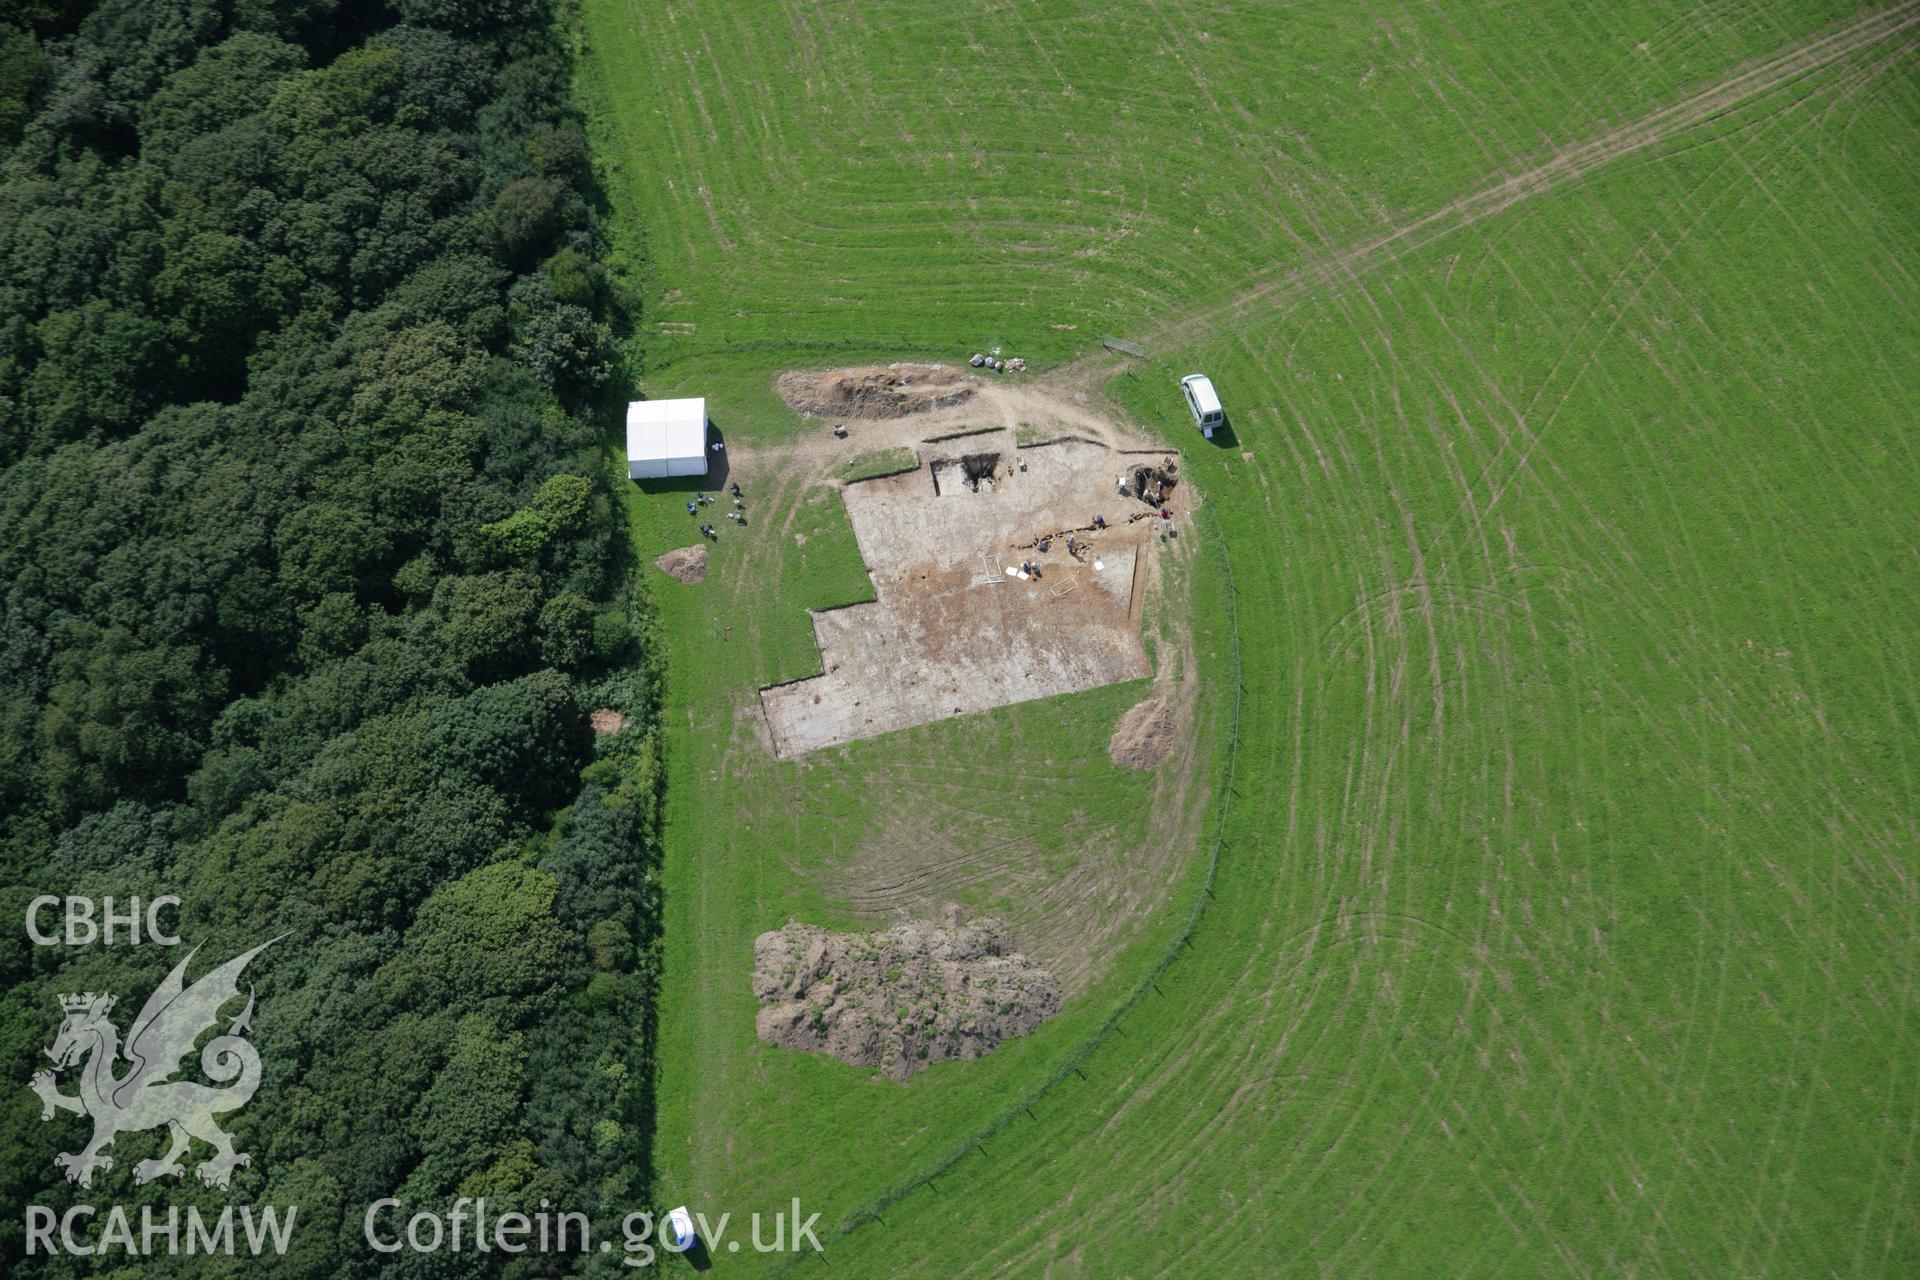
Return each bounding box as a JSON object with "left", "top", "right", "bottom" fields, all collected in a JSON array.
[
  {"left": 777, "top": 363, "right": 976, "bottom": 420},
  {"left": 1108, "top": 695, "right": 1176, "bottom": 770},
  {"left": 752, "top": 917, "right": 1060, "bottom": 1080},
  {"left": 655, "top": 544, "right": 708, "bottom": 584}
]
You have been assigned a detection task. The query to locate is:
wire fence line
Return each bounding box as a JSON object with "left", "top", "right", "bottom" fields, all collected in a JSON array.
[{"left": 770, "top": 500, "right": 1248, "bottom": 1273}]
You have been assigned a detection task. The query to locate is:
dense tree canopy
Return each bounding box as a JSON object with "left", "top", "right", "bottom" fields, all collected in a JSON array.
[{"left": 0, "top": 1, "right": 657, "bottom": 1272}]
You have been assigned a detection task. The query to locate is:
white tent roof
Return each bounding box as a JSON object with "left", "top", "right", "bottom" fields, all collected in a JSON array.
[{"left": 626, "top": 398, "right": 707, "bottom": 475}]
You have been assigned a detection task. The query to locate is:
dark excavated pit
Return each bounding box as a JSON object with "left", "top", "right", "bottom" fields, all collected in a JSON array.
[
  {"left": 1124, "top": 458, "right": 1180, "bottom": 507},
  {"left": 931, "top": 451, "right": 1004, "bottom": 496}
]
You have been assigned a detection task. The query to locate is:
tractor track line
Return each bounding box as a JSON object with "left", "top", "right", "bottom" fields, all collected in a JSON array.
[{"left": 1063, "top": 0, "right": 1920, "bottom": 375}]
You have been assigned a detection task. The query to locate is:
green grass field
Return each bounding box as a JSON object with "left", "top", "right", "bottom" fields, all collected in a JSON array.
[
  {"left": 578, "top": 2, "right": 1920, "bottom": 1274},
  {"left": 834, "top": 445, "right": 921, "bottom": 482}
]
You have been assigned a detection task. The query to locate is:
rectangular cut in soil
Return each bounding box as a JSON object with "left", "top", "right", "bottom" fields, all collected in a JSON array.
[{"left": 762, "top": 440, "right": 1155, "bottom": 757}]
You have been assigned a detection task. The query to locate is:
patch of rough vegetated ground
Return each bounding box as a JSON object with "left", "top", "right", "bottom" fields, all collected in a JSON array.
[{"left": 753, "top": 914, "right": 1062, "bottom": 1081}]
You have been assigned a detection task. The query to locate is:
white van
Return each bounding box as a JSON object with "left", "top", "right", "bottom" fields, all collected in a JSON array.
[{"left": 1180, "top": 374, "right": 1224, "bottom": 438}]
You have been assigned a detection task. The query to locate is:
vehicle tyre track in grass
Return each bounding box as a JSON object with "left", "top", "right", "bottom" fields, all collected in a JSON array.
[{"left": 1055, "top": 0, "right": 1920, "bottom": 383}]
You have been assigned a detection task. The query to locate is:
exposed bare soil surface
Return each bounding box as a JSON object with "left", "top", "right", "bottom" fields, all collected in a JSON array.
[
  {"left": 760, "top": 436, "right": 1175, "bottom": 756},
  {"left": 1108, "top": 696, "right": 1176, "bottom": 770},
  {"left": 753, "top": 917, "right": 1061, "bottom": 1080},
  {"left": 590, "top": 708, "right": 629, "bottom": 735},
  {"left": 776, "top": 363, "right": 977, "bottom": 420},
  {"left": 655, "top": 544, "right": 709, "bottom": 584}
]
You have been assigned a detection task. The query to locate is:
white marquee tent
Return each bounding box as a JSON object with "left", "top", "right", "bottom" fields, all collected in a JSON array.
[{"left": 626, "top": 397, "right": 709, "bottom": 479}]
